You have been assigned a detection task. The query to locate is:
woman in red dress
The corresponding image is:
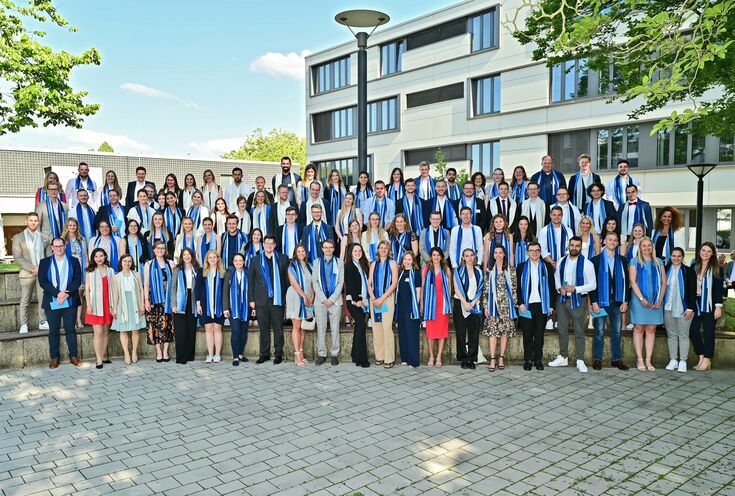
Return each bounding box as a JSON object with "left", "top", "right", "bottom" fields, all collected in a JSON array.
[
  {"left": 86, "top": 248, "right": 115, "bottom": 369},
  {"left": 422, "top": 247, "right": 452, "bottom": 367}
]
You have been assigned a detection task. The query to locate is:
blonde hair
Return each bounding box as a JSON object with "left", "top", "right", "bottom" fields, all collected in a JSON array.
[
  {"left": 202, "top": 249, "right": 226, "bottom": 277},
  {"left": 634, "top": 237, "right": 661, "bottom": 269},
  {"left": 367, "top": 212, "right": 387, "bottom": 241},
  {"left": 376, "top": 240, "right": 393, "bottom": 260},
  {"left": 61, "top": 218, "right": 81, "bottom": 242},
  {"left": 337, "top": 192, "right": 357, "bottom": 229}
]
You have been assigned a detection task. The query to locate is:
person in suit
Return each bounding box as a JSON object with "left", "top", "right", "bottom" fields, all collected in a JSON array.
[
  {"left": 530, "top": 154, "right": 567, "bottom": 205},
  {"left": 567, "top": 153, "right": 601, "bottom": 211},
  {"left": 426, "top": 180, "right": 458, "bottom": 231},
  {"left": 271, "top": 157, "right": 302, "bottom": 204},
  {"left": 223, "top": 167, "right": 253, "bottom": 212},
  {"left": 689, "top": 242, "right": 724, "bottom": 371},
  {"left": 38, "top": 237, "right": 83, "bottom": 368},
  {"left": 35, "top": 182, "right": 68, "bottom": 239},
  {"left": 344, "top": 242, "right": 371, "bottom": 367},
  {"left": 312, "top": 239, "right": 344, "bottom": 366},
  {"left": 68, "top": 189, "right": 98, "bottom": 241},
  {"left": 516, "top": 242, "right": 557, "bottom": 370},
  {"left": 550, "top": 187, "right": 582, "bottom": 236},
  {"left": 419, "top": 211, "right": 450, "bottom": 264},
  {"left": 520, "top": 181, "right": 548, "bottom": 241},
  {"left": 301, "top": 204, "right": 335, "bottom": 263},
  {"left": 275, "top": 206, "right": 301, "bottom": 259},
  {"left": 93, "top": 189, "right": 126, "bottom": 237},
  {"left": 454, "top": 181, "right": 488, "bottom": 233},
  {"left": 125, "top": 166, "right": 156, "bottom": 209},
  {"left": 362, "top": 181, "right": 396, "bottom": 230},
  {"left": 618, "top": 184, "right": 653, "bottom": 238},
  {"left": 584, "top": 183, "right": 617, "bottom": 235},
  {"left": 248, "top": 234, "right": 290, "bottom": 364},
  {"left": 488, "top": 182, "right": 519, "bottom": 230},
  {"left": 395, "top": 178, "right": 426, "bottom": 233},
  {"left": 415, "top": 161, "right": 436, "bottom": 201},
  {"left": 606, "top": 159, "right": 642, "bottom": 210},
  {"left": 449, "top": 207, "right": 484, "bottom": 268},
  {"left": 13, "top": 212, "right": 50, "bottom": 333},
  {"left": 270, "top": 184, "right": 298, "bottom": 234},
  {"left": 589, "top": 231, "right": 631, "bottom": 371},
  {"left": 298, "top": 181, "right": 327, "bottom": 226},
  {"left": 65, "top": 162, "right": 98, "bottom": 209}
]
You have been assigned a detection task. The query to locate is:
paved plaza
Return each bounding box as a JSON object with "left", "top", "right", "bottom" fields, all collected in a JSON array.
[{"left": 0, "top": 361, "right": 734, "bottom": 496}]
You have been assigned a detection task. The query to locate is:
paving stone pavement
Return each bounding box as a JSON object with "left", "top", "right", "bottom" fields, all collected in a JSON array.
[{"left": 0, "top": 360, "right": 734, "bottom": 496}]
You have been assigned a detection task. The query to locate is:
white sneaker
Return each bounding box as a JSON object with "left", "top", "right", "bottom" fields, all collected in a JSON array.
[
  {"left": 205, "top": 355, "right": 213, "bottom": 363},
  {"left": 545, "top": 319, "right": 554, "bottom": 330},
  {"left": 677, "top": 361, "right": 687, "bottom": 373},
  {"left": 213, "top": 354, "right": 221, "bottom": 363},
  {"left": 577, "top": 360, "right": 588, "bottom": 373},
  {"left": 626, "top": 323, "right": 634, "bottom": 331},
  {"left": 19, "top": 324, "right": 28, "bottom": 334},
  {"left": 548, "top": 355, "right": 568, "bottom": 367},
  {"left": 38, "top": 321, "right": 49, "bottom": 331},
  {"left": 665, "top": 359, "right": 679, "bottom": 371}
]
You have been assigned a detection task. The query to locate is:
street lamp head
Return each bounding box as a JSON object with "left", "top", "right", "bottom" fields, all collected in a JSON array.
[
  {"left": 687, "top": 163, "right": 718, "bottom": 179},
  {"left": 335, "top": 9, "right": 390, "bottom": 29}
]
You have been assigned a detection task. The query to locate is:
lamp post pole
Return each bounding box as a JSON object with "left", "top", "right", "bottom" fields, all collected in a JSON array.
[
  {"left": 356, "top": 31, "right": 368, "bottom": 186},
  {"left": 687, "top": 164, "right": 717, "bottom": 250}
]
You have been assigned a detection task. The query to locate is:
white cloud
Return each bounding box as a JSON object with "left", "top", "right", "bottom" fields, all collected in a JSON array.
[
  {"left": 120, "top": 82, "right": 199, "bottom": 109},
  {"left": 186, "top": 137, "right": 243, "bottom": 156},
  {"left": 28, "top": 126, "right": 149, "bottom": 151},
  {"left": 249, "top": 49, "right": 312, "bottom": 80}
]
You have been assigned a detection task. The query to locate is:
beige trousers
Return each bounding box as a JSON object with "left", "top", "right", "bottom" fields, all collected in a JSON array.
[
  {"left": 20, "top": 276, "right": 46, "bottom": 326},
  {"left": 371, "top": 298, "right": 395, "bottom": 363}
]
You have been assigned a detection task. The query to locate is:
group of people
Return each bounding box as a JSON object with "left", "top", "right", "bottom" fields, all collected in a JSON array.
[{"left": 15, "top": 154, "right": 727, "bottom": 372}]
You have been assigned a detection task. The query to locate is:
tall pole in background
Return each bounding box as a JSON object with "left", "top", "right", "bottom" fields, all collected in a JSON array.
[{"left": 687, "top": 164, "right": 717, "bottom": 250}]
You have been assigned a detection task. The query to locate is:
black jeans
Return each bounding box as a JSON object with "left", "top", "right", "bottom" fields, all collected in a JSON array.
[
  {"left": 173, "top": 302, "right": 198, "bottom": 364},
  {"left": 689, "top": 311, "right": 717, "bottom": 359},
  {"left": 453, "top": 299, "right": 480, "bottom": 362},
  {"left": 521, "top": 303, "right": 546, "bottom": 363},
  {"left": 256, "top": 305, "right": 285, "bottom": 358},
  {"left": 348, "top": 302, "right": 368, "bottom": 365},
  {"left": 230, "top": 317, "right": 249, "bottom": 358}
]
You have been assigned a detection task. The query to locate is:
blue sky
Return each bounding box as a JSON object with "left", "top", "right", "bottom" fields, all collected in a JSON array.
[{"left": 0, "top": 0, "right": 454, "bottom": 158}]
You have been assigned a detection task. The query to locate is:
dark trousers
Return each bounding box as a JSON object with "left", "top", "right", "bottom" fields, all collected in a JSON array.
[
  {"left": 230, "top": 317, "right": 249, "bottom": 358},
  {"left": 173, "top": 311, "right": 197, "bottom": 363},
  {"left": 521, "top": 303, "right": 546, "bottom": 363},
  {"left": 348, "top": 302, "right": 368, "bottom": 365},
  {"left": 47, "top": 306, "right": 79, "bottom": 360},
  {"left": 689, "top": 312, "right": 716, "bottom": 359},
  {"left": 453, "top": 300, "right": 480, "bottom": 362},
  {"left": 256, "top": 305, "right": 284, "bottom": 358}
]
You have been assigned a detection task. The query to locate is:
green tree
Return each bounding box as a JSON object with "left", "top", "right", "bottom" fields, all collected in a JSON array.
[
  {"left": 223, "top": 128, "right": 307, "bottom": 171},
  {"left": 0, "top": 1, "right": 101, "bottom": 135},
  {"left": 509, "top": 0, "right": 735, "bottom": 135},
  {"left": 432, "top": 148, "right": 469, "bottom": 184},
  {"left": 97, "top": 141, "right": 113, "bottom": 153}
]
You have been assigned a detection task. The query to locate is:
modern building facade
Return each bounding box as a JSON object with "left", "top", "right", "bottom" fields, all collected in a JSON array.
[{"left": 304, "top": 0, "right": 735, "bottom": 249}]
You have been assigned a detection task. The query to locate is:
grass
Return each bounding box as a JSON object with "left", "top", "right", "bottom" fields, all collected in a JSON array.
[{"left": 723, "top": 298, "right": 735, "bottom": 331}]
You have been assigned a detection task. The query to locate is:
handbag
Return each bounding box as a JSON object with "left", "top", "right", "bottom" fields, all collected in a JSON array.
[{"left": 301, "top": 317, "right": 316, "bottom": 330}]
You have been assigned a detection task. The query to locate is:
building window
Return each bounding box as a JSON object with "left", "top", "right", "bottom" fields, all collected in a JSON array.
[
  {"left": 598, "top": 62, "right": 621, "bottom": 95},
  {"left": 469, "top": 8, "right": 498, "bottom": 52},
  {"left": 381, "top": 40, "right": 405, "bottom": 76},
  {"left": 657, "top": 130, "right": 671, "bottom": 167},
  {"left": 314, "top": 156, "right": 372, "bottom": 187},
  {"left": 312, "top": 56, "right": 350, "bottom": 94},
  {"left": 657, "top": 125, "right": 707, "bottom": 166},
  {"left": 406, "top": 18, "right": 466, "bottom": 51},
  {"left": 405, "top": 144, "right": 467, "bottom": 167},
  {"left": 406, "top": 82, "right": 464, "bottom": 109},
  {"left": 720, "top": 133, "right": 735, "bottom": 162},
  {"left": 548, "top": 131, "right": 590, "bottom": 174},
  {"left": 368, "top": 97, "right": 399, "bottom": 133},
  {"left": 472, "top": 74, "right": 501, "bottom": 116},
  {"left": 596, "top": 125, "right": 639, "bottom": 169},
  {"left": 470, "top": 141, "right": 500, "bottom": 176},
  {"left": 312, "top": 107, "right": 355, "bottom": 143},
  {"left": 551, "top": 58, "right": 589, "bottom": 103}
]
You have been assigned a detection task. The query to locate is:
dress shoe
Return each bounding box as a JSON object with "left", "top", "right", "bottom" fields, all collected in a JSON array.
[
  {"left": 592, "top": 360, "right": 602, "bottom": 370},
  {"left": 523, "top": 361, "right": 532, "bottom": 371},
  {"left": 611, "top": 360, "right": 630, "bottom": 371},
  {"left": 273, "top": 356, "right": 283, "bottom": 365},
  {"left": 316, "top": 356, "right": 326, "bottom": 366},
  {"left": 49, "top": 358, "right": 60, "bottom": 369},
  {"left": 460, "top": 361, "right": 468, "bottom": 369},
  {"left": 102, "top": 359, "right": 112, "bottom": 364},
  {"left": 331, "top": 357, "right": 339, "bottom": 366},
  {"left": 534, "top": 362, "right": 544, "bottom": 371},
  {"left": 255, "top": 356, "right": 268, "bottom": 364},
  {"left": 468, "top": 361, "right": 476, "bottom": 370},
  {"left": 360, "top": 362, "right": 370, "bottom": 368},
  {"left": 69, "top": 357, "right": 83, "bottom": 367}
]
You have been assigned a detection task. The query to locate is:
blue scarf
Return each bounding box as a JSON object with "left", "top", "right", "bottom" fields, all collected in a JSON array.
[
  {"left": 559, "top": 255, "right": 586, "bottom": 309},
  {"left": 175, "top": 268, "right": 198, "bottom": 317},
  {"left": 178, "top": 232, "right": 195, "bottom": 255},
  {"left": 281, "top": 223, "right": 299, "bottom": 257},
  {"left": 125, "top": 236, "right": 143, "bottom": 270},
  {"left": 289, "top": 261, "right": 310, "bottom": 319},
  {"left": 430, "top": 196, "right": 457, "bottom": 229},
  {"left": 454, "top": 266, "right": 484, "bottom": 314},
  {"left": 391, "top": 232, "right": 412, "bottom": 262},
  {"left": 546, "top": 225, "right": 568, "bottom": 262},
  {"left": 521, "top": 261, "right": 550, "bottom": 315},
  {"left": 327, "top": 186, "right": 345, "bottom": 225},
  {"left": 201, "top": 271, "right": 223, "bottom": 318},
  {"left": 652, "top": 226, "right": 675, "bottom": 263},
  {"left": 165, "top": 207, "right": 182, "bottom": 236},
  {"left": 372, "top": 197, "right": 389, "bottom": 228},
  {"left": 585, "top": 199, "right": 606, "bottom": 233},
  {"left": 48, "top": 255, "right": 74, "bottom": 292},
  {"left": 571, "top": 172, "right": 592, "bottom": 210},
  {"left": 696, "top": 268, "right": 714, "bottom": 315},
  {"left": 319, "top": 257, "right": 338, "bottom": 298},
  {"left": 94, "top": 235, "right": 119, "bottom": 271},
  {"left": 221, "top": 231, "right": 248, "bottom": 269},
  {"left": 149, "top": 258, "right": 172, "bottom": 313},
  {"left": 387, "top": 182, "right": 404, "bottom": 202},
  {"left": 244, "top": 243, "right": 262, "bottom": 268},
  {"left": 665, "top": 264, "right": 687, "bottom": 317},
  {"left": 306, "top": 223, "right": 327, "bottom": 262},
  {"left": 424, "top": 227, "right": 448, "bottom": 253},
  {"left": 229, "top": 268, "right": 248, "bottom": 319},
  {"left": 148, "top": 229, "right": 169, "bottom": 259},
  {"left": 511, "top": 181, "right": 528, "bottom": 204},
  {"left": 356, "top": 185, "right": 373, "bottom": 209},
  {"left": 100, "top": 184, "right": 112, "bottom": 206},
  {"left": 636, "top": 258, "right": 661, "bottom": 303},
  {"left": 135, "top": 204, "right": 152, "bottom": 232},
  {"left": 45, "top": 197, "right": 66, "bottom": 238},
  {"left": 422, "top": 267, "right": 452, "bottom": 320},
  {"left": 398, "top": 268, "right": 421, "bottom": 319},
  {"left": 515, "top": 239, "right": 529, "bottom": 266},
  {"left": 613, "top": 175, "right": 632, "bottom": 207},
  {"left": 585, "top": 235, "right": 596, "bottom": 259},
  {"left": 75, "top": 175, "right": 95, "bottom": 193},
  {"left": 258, "top": 252, "right": 282, "bottom": 305},
  {"left": 447, "top": 183, "right": 460, "bottom": 201},
  {"left": 416, "top": 176, "right": 436, "bottom": 200},
  {"left": 460, "top": 195, "right": 478, "bottom": 225},
  {"left": 198, "top": 233, "right": 217, "bottom": 265},
  {"left": 487, "top": 266, "right": 518, "bottom": 318},
  {"left": 65, "top": 238, "right": 87, "bottom": 272},
  {"left": 372, "top": 258, "right": 392, "bottom": 323},
  {"left": 455, "top": 226, "right": 478, "bottom": 268},
  {"left": 403, "top": 195, "right": 424, "bottom": 232},
  {"left": 488, "top": 232, "right": 512, "bottom": 264},
  {"left": 250, "top": 205, "right": 272, "bottom": 234},
  {"left": 597, "top": 250, "right": 626, "bottom": 307},
  {"left": 487, "top": 182, "right": 500, "bottom": 199},
  {"left": 187, "top": 205, "right": 203, "bottom": 231},
  {"left": 75, "top": 203, "right": 95, "bottom": 239},
  {"left": 536, "top": 170, "right": 561, "bottom": 204}
]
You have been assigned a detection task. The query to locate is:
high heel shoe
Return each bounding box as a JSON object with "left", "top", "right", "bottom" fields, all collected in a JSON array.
[
  {"left": 294, "top": 351, "right": 305, "bottom": 367},
  {"left": 636, "top": 359, "right": 646, "bottom": 371},
  {"left": 299, "top": 349, "right": 308, "bottom": 364},
  {"left": 498, "top": 355, "right": 506, "bottom": 370},
  {"left": 695, "top": 358, "right": 711, "bottom": 371},
  {"left": 645, "top": 361, "right": 656, "bottom": 372},
  {"left": 427, "top": 357, "right": 434, "bottom": 367},
  {"left": 488, "top": 356, "right": 497, "bottom": 372}
]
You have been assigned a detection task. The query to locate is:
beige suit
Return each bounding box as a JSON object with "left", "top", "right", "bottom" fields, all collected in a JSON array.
[
  {"left": 35, "top": 200, "right": 69, "bottom": 239},
  {"left": 12, "top": 230, "right": 50, "bottom": 326}
]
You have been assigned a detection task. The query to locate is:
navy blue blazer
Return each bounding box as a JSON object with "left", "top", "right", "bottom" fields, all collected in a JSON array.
[
  {"left": 567, "top": 172, "right": 602, "bottom": 211},
  {"left": 299, "top": 200, "right": 331, "bottom": 227},
  {"left": 38, "top": 255, "right": 83, "bottom": 311},
  {"left": 300, "top": 223, "right": 335, "bottom": 261},
  {"left": 589, "top": 253, "right": 631, "bottom": 305},
  {"left": 617, "top": 199, "right": 654, "bottom": 237}
]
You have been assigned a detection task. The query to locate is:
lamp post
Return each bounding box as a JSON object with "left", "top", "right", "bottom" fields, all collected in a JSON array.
[
  {"left": 335, "top": 9, "right": 389, "bottom": 186},
  {"left": 687, "top": 163, "right": 718, "bottom": 250}
]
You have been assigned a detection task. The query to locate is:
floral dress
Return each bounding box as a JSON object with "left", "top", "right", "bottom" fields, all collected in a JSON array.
[{"left": 481, "top": 269, "right": 518, "bottom": 337}]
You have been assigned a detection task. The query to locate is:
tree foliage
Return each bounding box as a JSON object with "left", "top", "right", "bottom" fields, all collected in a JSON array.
[
  {"left": 432, "top": 148, "right": 470, "bottom": 184},
  {"left": 222, "top": 128, "right": 307, "bottom": 169},
  {"left": 508, "top": 0, "right": 735, "bottom": 136},
  {"left": 97, "top": 141, "right": 113, "bottom": 152},
  {"left": 0, "top": 0, "right": 101, "bottom": 135}
]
